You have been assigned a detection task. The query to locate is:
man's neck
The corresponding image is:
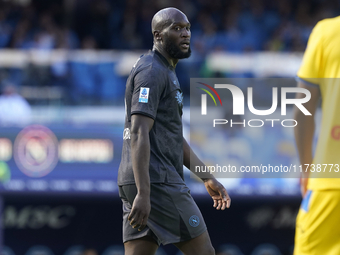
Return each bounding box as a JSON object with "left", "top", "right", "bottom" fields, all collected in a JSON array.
[{"left": 153, "top": 45, "right": 178, "bottom": 68}]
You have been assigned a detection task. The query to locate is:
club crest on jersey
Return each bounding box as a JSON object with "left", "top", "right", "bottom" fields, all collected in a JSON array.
[
  {"left": 189, "top": 215, "right": 200, "bottom": 227},
  {"left": 139, "top": 87, "right": 149, "bottom": 103},
  {"left": 175, "top": 91, "right": 183, "bottom": 106}
]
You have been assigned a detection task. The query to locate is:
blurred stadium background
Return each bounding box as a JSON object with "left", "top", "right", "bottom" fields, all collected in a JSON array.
[{"left": 0, "top": 0, "right": 337, "bottom": 254}]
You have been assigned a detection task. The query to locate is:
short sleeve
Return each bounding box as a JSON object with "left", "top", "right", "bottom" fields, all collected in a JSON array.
[
  {"left": 297, "top": 21, "right": 324, "bottom": 80},
  {"left": 131, "top": 69, "right": 164, "bottom": 119}
]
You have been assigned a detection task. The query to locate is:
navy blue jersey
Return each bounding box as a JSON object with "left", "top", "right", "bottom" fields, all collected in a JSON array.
[{"left": 118, "top": 50, "right": 184, "bottom": 185}]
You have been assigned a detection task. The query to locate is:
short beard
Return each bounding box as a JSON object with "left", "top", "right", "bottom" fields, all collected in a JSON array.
[{"left": 165, "top": 40, "right": 191, "bottom": 59}]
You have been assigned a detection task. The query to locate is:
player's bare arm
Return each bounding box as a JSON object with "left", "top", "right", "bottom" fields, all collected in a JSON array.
[
  {"left": 128, "top": 114, "right": 154, "bottom": 231},
  {"left": 183, "top": 137, "right": 231, "bottom": 210},
  {"left": 294, "top": 81, "right": 320, "bottom": 196}
]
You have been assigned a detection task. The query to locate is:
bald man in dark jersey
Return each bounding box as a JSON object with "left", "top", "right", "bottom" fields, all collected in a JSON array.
[{"left": 118, "top": 8, "right": 231, "bottom": 255}]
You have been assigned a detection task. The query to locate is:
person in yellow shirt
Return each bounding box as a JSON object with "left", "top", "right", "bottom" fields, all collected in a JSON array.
[{"left": 294, "top": 16, "right": 340, "bottom": 255}]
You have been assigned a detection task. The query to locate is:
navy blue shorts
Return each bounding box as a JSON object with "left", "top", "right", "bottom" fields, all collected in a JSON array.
[{"left": 119, "top": 182, "right": 207, "bottom": 245}]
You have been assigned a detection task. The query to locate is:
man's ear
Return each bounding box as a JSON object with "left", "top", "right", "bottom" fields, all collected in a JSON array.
[{"left": 154, "top": 31, "right": 162, "bottom": 42}]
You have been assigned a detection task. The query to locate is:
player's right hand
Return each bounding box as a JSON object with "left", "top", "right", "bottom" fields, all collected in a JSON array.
[{"left": 128, "top": 193, "right": 151, "bottom": 231}]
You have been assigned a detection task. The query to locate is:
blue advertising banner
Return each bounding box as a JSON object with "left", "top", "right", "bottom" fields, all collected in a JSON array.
[
  {"left": 0, "top": 125, "right": 123, "bottom": 195},
  {"left": 0, "top": 124, "right": 300, "bottom": 197}
]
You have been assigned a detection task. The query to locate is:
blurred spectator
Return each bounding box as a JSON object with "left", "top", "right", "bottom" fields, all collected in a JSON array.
[
  {"left": 265, "top": 32, "right": 285, "bottom": 52},
  {"left": 0, "top": 0, "right": 338, "bottom": 52},
  {"left": 9, "top": 18, "right": 33, "bottom": 49},
  {"left": 81, "top": 35, "right": 97, "bottom": 50},
  {"left": 192, "top": 12, "right": 219, "bottom": 54},
  {"left": 218, "top": 11, "right": 243, "bottom": 52},
  {"left": 120, "top": 8, "right": 142, "bottom": 49},
  {"left": 0, "top": 83, "right": 31, "bottom": 126},
  {"left": 0, "top": 9, "right": 12, "bottom": 48},
  {"left": 55, "top": 25, "right": 79, "bottom": 50},
  {"left": 31, "top": 12, "right": 58, "bottom": 50},
  {"left": 0, "top": 0, "right": 338, "bottom": 105},
  {"left": 82, "top": 249, "right": 98, "bottom": 255}
]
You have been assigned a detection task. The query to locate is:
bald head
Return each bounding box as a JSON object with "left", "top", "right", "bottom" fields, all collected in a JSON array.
[
  {"left": 151, "top": 7, "right": 191, "bottom": 61},
  {"left": 151, "top": 7, "right": 187, "bottom": 34}
]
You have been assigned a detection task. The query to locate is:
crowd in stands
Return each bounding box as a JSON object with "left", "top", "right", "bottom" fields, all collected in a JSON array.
[
  {"left": 0, "top": 0, "right": 338, "bottom": 105},
  {"left": 0, "top": 0, "right": 338, "bottom": 52}
]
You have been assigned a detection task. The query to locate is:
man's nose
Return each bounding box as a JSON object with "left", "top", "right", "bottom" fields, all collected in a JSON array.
[{"left": 181, "top": 29, "right": 191, "bottom": 38}]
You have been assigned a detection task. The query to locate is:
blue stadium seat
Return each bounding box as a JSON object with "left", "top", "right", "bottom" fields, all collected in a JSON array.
[
  {"left": 69, "top": 62, "right": 96, "bottom": 104},
  {"left": 95, "top": 62, "right": 125, "bottom": 103}
]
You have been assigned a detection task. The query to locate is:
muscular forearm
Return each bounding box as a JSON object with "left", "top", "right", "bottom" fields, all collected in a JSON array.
[
  {"left": 131, "top": 130, "right": 150, "bottom": 196},
  {"left": 294, "top": 82, "right": 320, "bottom": 176},
  {"left": 183, "top": 138, "right": 214, "bottom": 181},
  {"left": 294, "top": 112, "right": 314, "bottom": 175}
]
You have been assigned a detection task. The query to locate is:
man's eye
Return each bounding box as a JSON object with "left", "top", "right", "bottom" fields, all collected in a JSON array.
[{"left": 175, "top": 27, "right": 181, "bottom": 31}]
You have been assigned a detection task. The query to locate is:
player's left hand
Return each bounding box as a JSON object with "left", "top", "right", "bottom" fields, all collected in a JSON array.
[
  {"left": 204, "top": 178, "right": 231, "bottom": 210},
  {"left": 300, "top": 177, "right": 309, "bottom": 197},
  {"left": 300, "top": 172, "right": 309, "bottom": 197}
]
